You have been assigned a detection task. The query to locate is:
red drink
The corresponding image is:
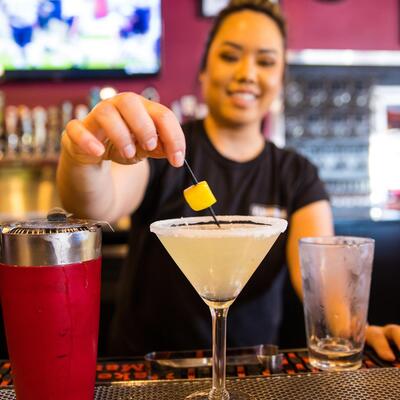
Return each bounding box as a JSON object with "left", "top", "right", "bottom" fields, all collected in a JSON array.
[{"left": 0, "top": 258, "right": 101, "bottom": 400}]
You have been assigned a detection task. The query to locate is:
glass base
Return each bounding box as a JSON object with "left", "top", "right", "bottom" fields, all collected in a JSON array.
[
  {"left": 308, "top": 344, "right": 363, "bottom": 371},
  {"left": 185, "top": 390, "right": 254, "bottom": 400},
  {"left": 310, "top": 355, "right": 362, "bottom": 371}
]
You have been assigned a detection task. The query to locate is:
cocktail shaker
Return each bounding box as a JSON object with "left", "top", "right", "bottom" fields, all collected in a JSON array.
[{"left": 0, "top": 208, "right": 102, "bottom": 400}]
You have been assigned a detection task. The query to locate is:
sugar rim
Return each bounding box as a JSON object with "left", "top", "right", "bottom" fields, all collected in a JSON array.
[{"left": 150, "top": 215, "right": 288, "bottom": 238}]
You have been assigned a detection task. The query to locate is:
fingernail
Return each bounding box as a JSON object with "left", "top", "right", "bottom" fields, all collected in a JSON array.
[
  {"left": 172, "top": 151, "right": 184, "bottom": 167},
  {"left": 123, "top": 143, "right": 136, "bottom": 159},
  {"left": 145, "top": 137, "right": 157, "bottom": 151},
  {"left": 88, "top": 141, "right": 104, "bottom": 157}
]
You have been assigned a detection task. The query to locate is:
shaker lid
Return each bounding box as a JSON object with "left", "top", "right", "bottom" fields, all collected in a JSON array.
[
  {"left": 1, "top": 208, "right": 101, "bottom": 236},
  {"left": 0, "top": 208, "right": 103, "bottom": 266}
]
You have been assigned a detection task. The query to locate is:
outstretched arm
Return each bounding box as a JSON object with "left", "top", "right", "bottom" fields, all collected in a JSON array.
[{"left": 57, "top": 92, "right": 186, "bottom": 223}]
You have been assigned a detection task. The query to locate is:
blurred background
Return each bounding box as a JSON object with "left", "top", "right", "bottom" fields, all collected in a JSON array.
[{"left": 0, "top": 0, "right": 399, "bottom": 356}]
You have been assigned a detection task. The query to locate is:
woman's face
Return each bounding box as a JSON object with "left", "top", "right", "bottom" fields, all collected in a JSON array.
[{"left": 200, "top": 10, "right": 285, "bottom": 127}]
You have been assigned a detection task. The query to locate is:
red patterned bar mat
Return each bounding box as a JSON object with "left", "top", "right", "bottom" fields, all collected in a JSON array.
[{"left": 0, "top": 347, "right": 398, "bottom": 386}]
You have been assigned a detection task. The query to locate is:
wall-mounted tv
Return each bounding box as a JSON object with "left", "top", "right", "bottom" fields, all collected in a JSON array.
[{"left": 0, "top": 0, "right": 162, "bottom": 80}]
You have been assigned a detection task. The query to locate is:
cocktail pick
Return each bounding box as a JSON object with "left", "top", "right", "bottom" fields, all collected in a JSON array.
[{"left": 183, "top": 159, "right": 221, "bottom": 227}]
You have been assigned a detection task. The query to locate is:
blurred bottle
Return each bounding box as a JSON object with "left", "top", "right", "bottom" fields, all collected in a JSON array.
[
  {"left": 141, "top": 86, "right": 160, "bottom": 102},
  {"left": 18, "top": 105, "right": 33, "bottom": 157},
  {"left": 88, "top": 87, "right": 101, "bottom": 110},
  {"left": 171, "top": 100, "right": 183, "bottom": 123},
  {"left": 285, "top": 113, "right": 304, "bottom": 139},
  {"left": 32, "top": 106, "right": 47, "bottom": 156},
  {"left": 330, "top": 80, "right": 352, "bottom": 109},
  {"left": 5, "top": 106, "right": 19, "bottom": 159},
  {"left": 0, "top": 91, "right": 5, "bottom": 159},
  {"left": 61, "top": 101, "right": 73, "bottom": 130},
  {"left": 75, "top": 104, "right": 89, "bottom": 121},
  {"left": 353, "top": 80, "right": 371, "bottom": 108},
  {"left": 181, "top": 95, "right": 197, "bottom": 118},
  {"left": 306, "top": 112, "right": 327, "bottom": 138},
  {"left": 170, "top": 95, "right": 208, "bottom": 124},
  {"left": 329, "top": 111, "right": 350, "bottom": 138},
  {"left": 47, "top": 106, "right": 60, "bottom": 156},
  {"left": 352, "top": 113, "right": 370, "bottom": 137},
  {"left": 307, "top": 80, "right": 328, "bottom": 108},
  {"left": 285, "top": 80, "right": 304, "bottom": 109},
  {"left": 99, "top": 87, "right": 117, "bottom": 101}
]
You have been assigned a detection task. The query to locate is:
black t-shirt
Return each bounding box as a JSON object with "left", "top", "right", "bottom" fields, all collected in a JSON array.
[{"left": 109, "top": 119, "right": 329, "bottom": 356}]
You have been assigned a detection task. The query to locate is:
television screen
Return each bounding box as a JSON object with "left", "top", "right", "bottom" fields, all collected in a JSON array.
[{"left": 0, "top": 0, "right": 162, "bottom": 79}]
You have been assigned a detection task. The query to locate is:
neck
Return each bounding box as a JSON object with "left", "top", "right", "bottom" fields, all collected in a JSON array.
[{"left": 204, "top": 116, "right": 265, "bottom": 162}]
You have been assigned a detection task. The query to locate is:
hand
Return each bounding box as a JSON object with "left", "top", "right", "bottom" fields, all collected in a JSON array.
[
  {"left": 62, "top": 92, "right": 185, "bottom": 167},
  {"left": 366, "top": 324, "right": 400, "bottom": 361}
]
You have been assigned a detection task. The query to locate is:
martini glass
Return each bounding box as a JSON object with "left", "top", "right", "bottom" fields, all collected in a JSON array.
[{"left": 150, "top": 215, "right": 287, "bottom": 400}]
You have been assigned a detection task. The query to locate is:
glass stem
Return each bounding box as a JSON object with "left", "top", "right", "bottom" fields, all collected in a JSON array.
[{"left": 209, "top": 306, "right": 230, "bottom": 400}]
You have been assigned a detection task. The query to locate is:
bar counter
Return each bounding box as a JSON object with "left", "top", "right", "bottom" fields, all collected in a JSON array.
[
  {"left": 0, "top": 211, "right": 398, "bottom": 399},
  {"left": 0, "top": 346, "right": 400, "bottom": 399}
]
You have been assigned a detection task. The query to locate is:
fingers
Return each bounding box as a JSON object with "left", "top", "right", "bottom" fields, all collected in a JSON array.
[
  {"left": 366, "top": 325, "right": 395, "bottom": 361},
  {"left": 66, "top": 92, "right": 185, "bottom": 167},
  {"left": 144, "top": 98, "right": 186, "bottom": 167},
  {"left": 112, "top": 93, "right": 158, "bottom": 152},
  {"left": 384, "top": 324, "right": 400, "bottom": 351},
  {"left": 64, "top": 119, "right": 105, "bottom": 162},
  {"left": 90, "top": 100, "right": 138, "bottom": 160}
]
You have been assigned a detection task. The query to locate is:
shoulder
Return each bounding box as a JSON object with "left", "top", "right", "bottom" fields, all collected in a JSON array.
[
  {"left": 266, "top": 141, "right": 319, "bottom": 179},
  {"left": 266, "top": 142, "right": 329, "bottom": 212}
]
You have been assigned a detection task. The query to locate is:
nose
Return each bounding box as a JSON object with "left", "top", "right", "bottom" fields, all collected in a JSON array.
[{"left": 234, "top": 56, "right": 257, "bottom": 83}]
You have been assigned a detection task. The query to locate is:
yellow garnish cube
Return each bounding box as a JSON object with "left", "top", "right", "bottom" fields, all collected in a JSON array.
[{"left": 183, "top": 181, "right": 217, "bottom": 211}]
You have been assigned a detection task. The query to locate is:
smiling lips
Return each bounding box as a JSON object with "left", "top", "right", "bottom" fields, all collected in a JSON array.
[{"left": 227, "top": 89, "right": 259, "bottom": 107}]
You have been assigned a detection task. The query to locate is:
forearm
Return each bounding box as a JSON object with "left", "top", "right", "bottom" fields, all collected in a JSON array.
[
  {"left": 56, "top": 146, "right": 117, "bottom": 221},
  {"left": 286, "top": 200, "right": 334, "bottom": 299}
]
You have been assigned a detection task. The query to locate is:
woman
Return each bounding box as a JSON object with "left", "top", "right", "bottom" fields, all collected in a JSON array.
[{"left": 57, "top": 0, "right": 399, "bottom": 359}]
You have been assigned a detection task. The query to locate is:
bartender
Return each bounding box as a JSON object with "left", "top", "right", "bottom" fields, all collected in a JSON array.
[{"left": 56, "top": 0, "right": 400, "bottom": 360}]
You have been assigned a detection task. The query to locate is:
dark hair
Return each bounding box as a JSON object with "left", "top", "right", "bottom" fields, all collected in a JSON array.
[{"left": 199, "top": 0, "right": 287, "bottom": 71}]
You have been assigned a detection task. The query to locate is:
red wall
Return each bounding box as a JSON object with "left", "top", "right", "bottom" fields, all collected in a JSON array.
[
  {"left": 1, "top": 0, "right": 399, "bottom": 108},
  {"left": 284, "top": 0, "right": 400, "bottom": 50},
  {"left": 0, "top": 1, "right": 212, "bottom": 108}
]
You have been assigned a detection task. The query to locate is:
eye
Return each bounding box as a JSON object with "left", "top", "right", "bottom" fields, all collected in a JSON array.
[
  {"left": 257, "top": 58, "right": 276, "bottom": 67},
  {"left": 219, "top": 52, "right": 239, "bottom": 63}
]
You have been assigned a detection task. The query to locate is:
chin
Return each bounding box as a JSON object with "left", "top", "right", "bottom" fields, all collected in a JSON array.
[
  {"left": 223, "top": 110, "right": 262, "bottom": 126},
  {"left": 223, "top": 117, "right": 260, "bottom": 128}
]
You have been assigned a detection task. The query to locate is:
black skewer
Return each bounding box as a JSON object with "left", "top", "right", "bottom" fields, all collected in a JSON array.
[
  {"left": 184, "top": 159, "right": 199, "bottom": 185},
  {"left": 184, "top": 159, "right": 220, "bottom": 228}
]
